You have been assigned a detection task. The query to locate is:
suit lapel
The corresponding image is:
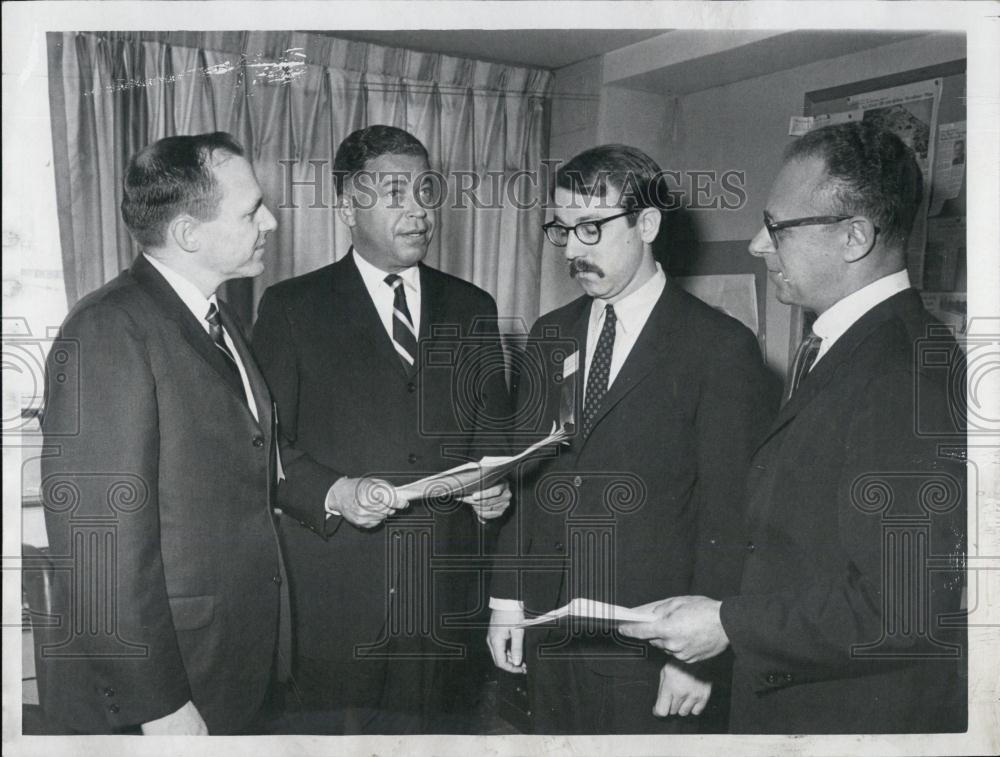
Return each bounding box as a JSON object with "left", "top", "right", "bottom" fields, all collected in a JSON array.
[
  {"left": 333, "top": 252, "right": 409, "bottom": 377},
  {"left": 573, "top": 279, "right": 682, "bottom": 457},
  {"left": 752, "top": 289, "right": 917, "bottom": 456},
  {"left": 130, "top": 255, "right": 251, "bottom": 411}
]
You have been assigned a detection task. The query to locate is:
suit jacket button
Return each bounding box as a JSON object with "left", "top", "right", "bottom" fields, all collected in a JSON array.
[
  {"left": 766, "top": 673, "right": 777, "bottom": 684},
  {"left": 783, "top": 673, "right": 793, "bottom": 682},
  {"left": 408, "top": 453, "right": 418, "bottom": 464},
  {"left": 572, "top": 476, "right": 582, "bottom": 487},
  {"left": 108, "top": 704, "right": 120, "bottom": 714},
  {"left": 746, "top": 541, "right": 756, "bottom": 553},
  {"left": 103, "top": 687, "right": 115, "bottom": 697},
  {"left": 407, "top": 382, "right": 417, "bottom": 393},
  {"left": 252, "top": 435, "right": 265, "bottom": 447},
  {"left": 272, "top": 574, "right": 282, "bottom": 585}
]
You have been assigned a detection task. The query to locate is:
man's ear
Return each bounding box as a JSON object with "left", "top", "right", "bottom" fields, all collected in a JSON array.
[
  {"left": 843, "top": 216, "right": 877, "bottom": 263},
  {"left": 168, "top": 216, "right": 200, "bottom": 253},
  {"left": 638, "top": 207, "right": 662, "bottom": 244},
  {"left": 337, "top": 193, "right": 356, "bottom": 227}
]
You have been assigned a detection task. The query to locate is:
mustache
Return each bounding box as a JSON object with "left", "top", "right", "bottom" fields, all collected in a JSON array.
[{"left": 569, "top": 259, "right": 605, "bottom": 278}]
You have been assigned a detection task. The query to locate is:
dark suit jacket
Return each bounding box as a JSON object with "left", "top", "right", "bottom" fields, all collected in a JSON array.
[
  {"left": 251, "top": 252, "right": 511, "bottom": 666},
  {"left": 720, "top": 289, "right": 967, "bottom": 733},
  {"left": 40, "top": 254, "right": 284, "bottom": 734},
  {"left": 492, "top": 278, "right": 779, "bottom": 676}
]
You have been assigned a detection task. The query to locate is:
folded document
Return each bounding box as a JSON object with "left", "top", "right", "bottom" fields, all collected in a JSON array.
[
  {"left": 515, "top": 598, "right": 658, "bottom": 628},
  {"left": 394, "top": 424, "right": 567, "bottom": 501}
]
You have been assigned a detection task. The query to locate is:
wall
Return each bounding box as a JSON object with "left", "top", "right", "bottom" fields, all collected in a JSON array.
[{"left": 539, "top": 55, "right": 603, "bottom": 317}]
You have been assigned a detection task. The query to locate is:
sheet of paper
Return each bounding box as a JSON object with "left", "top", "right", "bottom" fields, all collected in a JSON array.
[
  {"left": 393, "top": 423, "right": 567, "bottom": 501},
  {"left": 516, "top": 598, "right": 658, "bottom": 628}
]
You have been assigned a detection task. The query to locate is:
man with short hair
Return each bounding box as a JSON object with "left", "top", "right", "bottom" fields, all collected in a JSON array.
[
  {"left": 620, "top": 122, "right": 967, "bottom": 733},
  {"left": 488, "top": 144, "right": 779, "bottom": 734},
  {"left": 41, "top": 132, "right": 285, "bottom": 735},
  {"left": 252, "top": 124, "right": 512, "bottom": 734}
]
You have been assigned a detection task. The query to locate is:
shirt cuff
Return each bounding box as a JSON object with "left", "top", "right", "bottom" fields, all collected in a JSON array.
[
  {"left": 489, "top": 597, "right": 525, "bottom": 611},
  {"left": 324, "top": 482, "right": 342, "bottom": 518}
]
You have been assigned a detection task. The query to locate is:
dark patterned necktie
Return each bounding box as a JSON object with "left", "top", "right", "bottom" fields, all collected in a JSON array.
[
  {"left": 784, "top": 331, "right": 822, "bottom": 403},
  {"left": 385, "top": 274, "right": 418, "bottom": 374},
  {"left": 581, "top": 304, "right": 617, "bottom": 437},
  {"left": 205, "top": 302, "right": 243, "bottom": 388}
]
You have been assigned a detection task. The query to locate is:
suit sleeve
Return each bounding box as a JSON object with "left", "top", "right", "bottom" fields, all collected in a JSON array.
[
  {"left": 252, "top": 288, "right": 345, "bottom": 537},
  {"left": 719, "top": 367, "right": 966, "bottom": 692},
  {"left": 688, "top": 325, "right": 779, "bottom": 686},
  {"left": 41, "top": 304, "right": 191, "bottom": 731},
  {"left": 691, "top": 326, "right": 780, "bottom": 599}
]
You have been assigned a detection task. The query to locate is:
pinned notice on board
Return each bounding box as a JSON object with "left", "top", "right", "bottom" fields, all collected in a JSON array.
[
  {"left": 789, "top": 111, "right": 860, "bottom": 136},
  {"left": 788, "top": 116, "right": 814, "bottom": 136}
]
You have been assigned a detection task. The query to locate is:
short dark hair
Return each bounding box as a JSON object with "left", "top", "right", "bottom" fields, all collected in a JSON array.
[
  {"left": 333, "top": 125, "right": 429, "bottom": 198},
  {"left": 121, "top": 132, "right": 245, "bottom": 249},
  {"left": 785, "top": 121, "right": 923, "bottom": 249},
  {"left": 555, "top": 144, "right": 669, "bottom": 224}
]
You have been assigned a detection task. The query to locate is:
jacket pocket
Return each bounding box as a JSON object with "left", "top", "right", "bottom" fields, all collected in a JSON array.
[{"left": 167, "top": 594, "right": 215, "bottom": 631}]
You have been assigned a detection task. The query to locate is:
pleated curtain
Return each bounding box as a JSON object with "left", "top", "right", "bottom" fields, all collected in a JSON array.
[{"left": 47, "top": 31, "right": 552, "bottom": 329}]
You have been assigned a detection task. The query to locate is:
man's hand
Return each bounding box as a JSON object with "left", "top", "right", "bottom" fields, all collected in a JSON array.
[
  {"left": 331, "top": 476, "right": 408, "bottom": 529},
  {"left": 460, "top": 480, "right": 512, "bottom": 522},
  {"left": 141, "top": 700, "right": 208, "bottom": 735},
  {"left": 654, "top": 659, "right": 712, "bottom": 718},
  {"left": 619, "top": 595, "right": 729, "bottom": 663},
  {"left": 487, "top": 608, "right": 527, "bottom": 674}
]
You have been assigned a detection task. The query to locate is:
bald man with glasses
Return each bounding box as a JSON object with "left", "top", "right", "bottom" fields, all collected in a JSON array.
[
  {"left": 487, "top": 143, "right": 779, "bottom": 734},
  {"left": 620, "top": 122, "right": 967, "bottom": 734}
]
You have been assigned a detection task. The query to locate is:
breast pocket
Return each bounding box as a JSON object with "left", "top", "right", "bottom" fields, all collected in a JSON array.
[{"left": 168, "top": 594, "right": 216, "bottom": 631}]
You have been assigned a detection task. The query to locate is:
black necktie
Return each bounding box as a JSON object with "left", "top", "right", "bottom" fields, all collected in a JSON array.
[
  {"left": 581, "top": 304, "right": 616, "bottom": 437},
  {"left": 205, "top": 302, "right": 244, "bottom": 389},
  {"left": 385, "top": 274, "right": 418, "bottom": 374},
  {"left": 785, "top": 331, "right": 822, "bottom": 403}
]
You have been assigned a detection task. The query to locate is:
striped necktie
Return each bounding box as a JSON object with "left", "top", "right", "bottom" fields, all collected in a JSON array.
[
  {"left": 784, "top": 331, "right": 822, "bottom": 403},
  {"left": 385, "top": 274, "right": 418, "bottom": 374},
  {"left": 205, "top": 302, "right": 244, "bottom": 390},
  {"left": 581, "top": 304, "right": 616, "bottom": 437}
]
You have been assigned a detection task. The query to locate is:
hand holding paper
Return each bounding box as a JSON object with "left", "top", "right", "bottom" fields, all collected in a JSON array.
[
  {"left": 618, "top": 596, "right": 729, "bottom": 663},
  {"left": 332, "top": 476, "right": 409, "bottom": 529},
  {"left": 460, "top": 480, "right": 512, "bottom": 522}
]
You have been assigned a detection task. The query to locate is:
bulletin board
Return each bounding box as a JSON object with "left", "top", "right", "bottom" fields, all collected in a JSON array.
[{"left": 788, "top": 59, "right": 968, "bottom": 348}]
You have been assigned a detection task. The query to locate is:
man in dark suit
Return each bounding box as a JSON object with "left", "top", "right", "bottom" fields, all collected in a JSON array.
[
  {"left": 40, "top": 132, "right": 285, "bottom": 734},
  {"left": 251, "top": 125, "right": 512, "bottom": 734},
  {"left": 621, "top": 122, "right": 967, "bottom": 733},
  {"left": 487, "top": 144, "right": 779, "bottom": 734}
]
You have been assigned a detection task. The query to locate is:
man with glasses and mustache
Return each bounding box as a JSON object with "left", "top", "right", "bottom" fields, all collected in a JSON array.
[
  {"left": 620, "top": 122, "right": 967, "bottom": 734},
  {"left": 488, "top": 144, "right": 778, "bottom": 734}
]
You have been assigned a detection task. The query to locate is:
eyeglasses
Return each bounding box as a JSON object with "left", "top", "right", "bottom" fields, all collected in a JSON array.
[
  {"left": 542, "top": 209, "right": 639, "bottom": 247},
  {"left": 763, "top": 212, "right": 852, "bottom": 248}
]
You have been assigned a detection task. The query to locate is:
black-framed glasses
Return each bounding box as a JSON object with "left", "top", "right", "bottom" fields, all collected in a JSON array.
[
  {"left": 542, "top": 209, "right": 639, "bottom": 247},
  {"left": 763, "top": 212, "right": 852, "bottom": 248}
]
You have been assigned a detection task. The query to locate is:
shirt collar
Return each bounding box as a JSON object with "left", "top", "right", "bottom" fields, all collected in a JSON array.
[
  {"left": 591, "top": 262, "right": 667, "bottom": 336},
  {"left": 143, "top": 253, "right": 217, "bottom": 328},
  {"left": 812, "top": 270, "right": 911, "bottom": 346},
  {"left": 352, "top": 247, "right": 420, "bottom": 294}
]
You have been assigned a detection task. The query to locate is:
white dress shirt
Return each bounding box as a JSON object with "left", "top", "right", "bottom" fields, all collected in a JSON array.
[
  {"left": 491, "top": 263, "right": 668, "bottom": 613},
  {"left": 584, "top": 263, "right": 667, "bottom": 389},
  {"left": 352, "top": 248, "right": 422, "bottom": 340},
  {"left": 811, "top": 270, "right": 912, "bottom": 369},
  {"left": 143, "top": 254, "right": 259, "bottom": 421}
]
